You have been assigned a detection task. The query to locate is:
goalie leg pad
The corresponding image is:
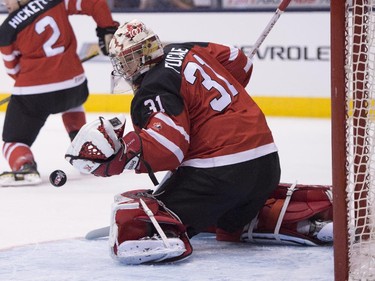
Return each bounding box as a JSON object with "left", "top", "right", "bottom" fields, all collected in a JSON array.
[
  {"left": 241, "top": 183, "right": 333, "bottom": 246},
  {"left": 116, "top": 237, "right": 187, "bottom": 265},
  {"left": 109, "top": 189, "right": 193, "bottom": 264}
]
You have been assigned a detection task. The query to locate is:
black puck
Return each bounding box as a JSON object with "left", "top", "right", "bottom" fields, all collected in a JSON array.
[{"left": 49, "top": 170, "right": 67, "bottom": 187}]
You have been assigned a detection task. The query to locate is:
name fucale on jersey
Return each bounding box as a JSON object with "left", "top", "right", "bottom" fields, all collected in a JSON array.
[
  {"left": 0, "top": 0, "right": 62, "bottom": 46},
  {"left": 130, "top": 44, "right": 201, "bottom": 128},
  {"left": 164, "top": 47, "right": 189, "bottom": 74}
]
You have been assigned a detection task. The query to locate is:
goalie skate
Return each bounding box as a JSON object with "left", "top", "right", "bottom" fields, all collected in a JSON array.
[
  {"left": 0, "top": 163, "right": 42, "bottom": 187},
  {"left": 312, "top": 220, "right": 333, "bottom": 243},
  {"left": 115, "top": 235, "right": 187, "bottom": 265}
]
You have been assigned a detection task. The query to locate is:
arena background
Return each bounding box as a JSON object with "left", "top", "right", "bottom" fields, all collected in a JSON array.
[{"left": 0, "top": 1, "right": 330, "bottom": 117}]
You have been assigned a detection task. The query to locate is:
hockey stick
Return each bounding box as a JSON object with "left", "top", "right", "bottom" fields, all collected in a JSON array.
[
  {"left": 248, "top": 0, "right": 292, "bottom": 60},
  {"left": 0, "top": 96, "right": 10, "bottom": 106},
  {"left": 0, "top": 51, "right": 100, "bottom": 106},
  {"left": 85, "top": 226, "right": 110, "bottom": 240},
  {"left": 80, "top": 51, "right": 100, "bottom": 63}
]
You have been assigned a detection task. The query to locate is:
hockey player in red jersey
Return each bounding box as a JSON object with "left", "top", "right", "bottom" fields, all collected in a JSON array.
[
  {"left": 65, "top": 20, "right": 333, "bottom": 264},
  {"left": 0, "top": 0, "right": 119, "bottom": 186}
]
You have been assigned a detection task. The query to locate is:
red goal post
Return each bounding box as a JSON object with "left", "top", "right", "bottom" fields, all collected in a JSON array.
[{"left": 331, "top": 0, "right": 375, "bottom": 280}]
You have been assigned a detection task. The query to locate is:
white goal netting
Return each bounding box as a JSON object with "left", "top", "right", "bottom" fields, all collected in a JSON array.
[{"left": 345, "top": 0, "right": 375, "bottom": 279}]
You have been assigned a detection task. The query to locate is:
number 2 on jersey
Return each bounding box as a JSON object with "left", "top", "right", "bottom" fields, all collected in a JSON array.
[
  {"left": 184, "top": 54, "right": 238, "bottom": 112},
  {"left": 35, "top": 16, "right": 64, "bottom": 57}
]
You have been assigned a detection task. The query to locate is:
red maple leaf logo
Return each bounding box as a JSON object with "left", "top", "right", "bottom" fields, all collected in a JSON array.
[{"left": 125, "top": 23, "right": 144, "bottom": 39}]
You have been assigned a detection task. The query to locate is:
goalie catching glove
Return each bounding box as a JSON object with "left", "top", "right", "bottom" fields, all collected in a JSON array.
[
  {"left": 109, "top": 189, "right": 193, "bottom": 264},
  {"left": 65, "top": 115, "right": 141, "bottom": 177}
]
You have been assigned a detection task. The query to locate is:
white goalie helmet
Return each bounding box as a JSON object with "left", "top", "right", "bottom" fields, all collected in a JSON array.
[{"left": 109, "top": 19, "right": 164, "bottom": 81}]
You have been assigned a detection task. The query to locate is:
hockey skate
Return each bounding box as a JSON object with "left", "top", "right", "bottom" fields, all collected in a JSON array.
[
  {"left": 0, "top": 162, "right": 42, "bottom": 187},
  {"left": 308, "top": 219, "right": 333, "bottom": 243}
]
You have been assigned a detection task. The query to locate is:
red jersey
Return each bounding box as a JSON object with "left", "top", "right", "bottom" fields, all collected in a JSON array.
[
  {"left": 131, "top": 42, "right": 278, "bottom": 172},
  {"left": 0, "top": 0, "right": 117, "bottom": 95}
]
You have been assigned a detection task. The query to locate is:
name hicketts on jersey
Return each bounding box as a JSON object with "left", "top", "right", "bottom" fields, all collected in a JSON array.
[{"left": 7, "top": 0, "right": 58, "bottom": 29}]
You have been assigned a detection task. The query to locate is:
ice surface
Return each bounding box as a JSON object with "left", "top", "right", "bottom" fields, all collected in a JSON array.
[{"left": 0, "top": 113, "right": 333, "bottom": 281}]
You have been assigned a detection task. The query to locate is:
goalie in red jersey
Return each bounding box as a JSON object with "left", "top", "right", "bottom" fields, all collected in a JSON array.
[
  {"left": 66, "top": 19, "right": 333, "bottom": 264},
  {"left": 0, "top": 0, "right": 118, "bottom": 186}
]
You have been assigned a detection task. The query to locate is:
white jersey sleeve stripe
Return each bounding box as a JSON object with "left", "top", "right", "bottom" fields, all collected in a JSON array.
[
  {"left": 65, "top": 0, "right": 82, "bottom": 10},
  {"left": 228, "top": 47, "right": 239, "bottom": 61},
  {"left": 154, "top": 113, "right": 190, "bottom": 143},
  {"left": 181, "top": 143, "right": 278, "bottom": 168},
  {"left": 76, "top": 0, "right": 82, "bottom": 10},
  {"left": 2, "top": 50, "right": 20, "bottom": 61},
  {"left": 144, "top": 128, "right": 185, "bottom": 163},
  {"left": 5, "top": 64, "right": 20, "bottom": 75},
  {"left": 244, "top": 57, "right": 253, "bottom": 73}
]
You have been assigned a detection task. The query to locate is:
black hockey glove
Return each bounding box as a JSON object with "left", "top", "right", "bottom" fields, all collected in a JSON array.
[{"left": 96, "top": 23, "right": 119, "bottom": 56}]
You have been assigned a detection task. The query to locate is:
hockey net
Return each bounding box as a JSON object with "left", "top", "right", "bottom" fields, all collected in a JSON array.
[{"left": 331, "top": 1, "right": 375, "bottom": 280}]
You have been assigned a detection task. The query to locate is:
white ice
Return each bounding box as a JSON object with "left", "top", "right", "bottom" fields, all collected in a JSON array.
[{"left": 0, "top": 113, "right": 333, "bottom": 281}]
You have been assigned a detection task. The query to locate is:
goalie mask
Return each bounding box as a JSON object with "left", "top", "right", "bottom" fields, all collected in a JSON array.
[{"left": 109, "top": 19, "right": 164, "bottom": 82}]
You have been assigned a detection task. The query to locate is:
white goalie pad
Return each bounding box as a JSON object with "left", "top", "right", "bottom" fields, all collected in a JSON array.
[
  {"left": 116, "top": 237, "right": 187, "bottom": 265},
  {"left": 65, "top": 115, "right": 126, "bottom": 174},
  {"left": 240, "top": 182, "right": 333, "bottom": 246},
  {"left": 109, "top": 189, "right": 193, "bottom": 265},
  {"left": 241, "top": 221, "right": 333, "bottom": 246},
  {"left": 242, "top": 232, "right": 319, "bottom": 246}
]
